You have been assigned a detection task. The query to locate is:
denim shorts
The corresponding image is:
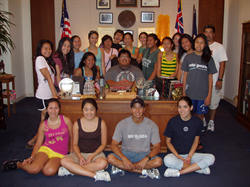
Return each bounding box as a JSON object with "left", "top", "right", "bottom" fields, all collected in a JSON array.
[{"left": 111, "top": 150, "right": 158, "bottom": 163}]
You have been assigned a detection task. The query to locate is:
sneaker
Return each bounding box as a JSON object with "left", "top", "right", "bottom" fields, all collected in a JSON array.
[
  {"left": 141, "top": 169, "right": 154, "bottom": 179},
  {"left": 2, "top": 159, "right": 20, "bottom": 172},
  {"left": 58, "top": 166, "right": 74, "bottom": 176},
  {"left": 152, "top": 168, "right": 161, "bottom": 179},
  {"left": 195, "top": 167, "right": 211, "bottom": 175},
  {"left": 207, "top": 120, "right": 215, "bottom": 132},
  {"left": 110, "top": 166, "right": 125, "bottom": 176},
  {"left": 94, "top": 171, "right": 111, "bottom": 182},
  {"left": 164, "top": 168, "right": 180, "bottom": 177}
]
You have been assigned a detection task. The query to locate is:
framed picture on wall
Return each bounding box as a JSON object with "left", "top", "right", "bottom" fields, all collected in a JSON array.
[
  {"left": 99, "top": 13, "right": 113, "bottom": 24},
  {"left": 116, "top": 0, "right": 137, "bottom": 7},
  {"left": 96, "top": 0, "right": 111, "bottom": 9},
  {"left": 141, "top": 12, "right": 154, "bottom": 23},
  {"left": 141, "top": 0, "right": 160, "bottom": 7}
]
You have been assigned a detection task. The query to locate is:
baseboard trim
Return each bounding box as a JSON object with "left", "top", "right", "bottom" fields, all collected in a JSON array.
[
  {"left": 222, "top": 95, "right": 237, "bottom": 107},
  {"left": 15, "top": 94, "right": 34, "bottom": 103}
]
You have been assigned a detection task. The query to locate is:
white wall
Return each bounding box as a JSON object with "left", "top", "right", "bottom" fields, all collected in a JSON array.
[
  {"left": 54, "top": 0, "right": 199, "bottom": 50},
  {"left": 0, "top": 0, "right": 33, "bottom": 102},
  {"left": 0, "top": 0, "right": 12, "bottom": 76},
  {"left": 223, "top": 0, "right": 250, "bottom": 105}
]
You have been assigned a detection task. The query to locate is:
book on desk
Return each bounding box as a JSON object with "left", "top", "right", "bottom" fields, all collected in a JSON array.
[{"left": 156, "top": 76, "right": 180, "bottom": 99}]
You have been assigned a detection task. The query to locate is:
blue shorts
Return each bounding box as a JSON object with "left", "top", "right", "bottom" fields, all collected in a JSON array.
[
  {"left": 191, "top": 99, "right": 208, "bottom": 115},
  {"left": 110, "top": 150, "right": 158, "bottom": 163}
]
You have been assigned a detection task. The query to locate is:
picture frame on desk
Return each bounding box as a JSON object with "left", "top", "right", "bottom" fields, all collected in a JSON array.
[
  {"left": 96, "top": 0, "right": 111, "bottom": 9},
  {"left": 141, "top": 0, "right": 160, "bottom": 7},
  {"left": 99, "top": 12, "right": 113, "bottom": 24},
  {"left": 116, "top": 0, "right": 137, "bottom": 7}
]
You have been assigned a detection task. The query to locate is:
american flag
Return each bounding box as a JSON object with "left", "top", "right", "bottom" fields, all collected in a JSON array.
[
  {"left": 175, "top": 0, "right": 184, "bottom": 34},
  {"left": 60, "top": 0, "right": 71, "bottom": 38}
]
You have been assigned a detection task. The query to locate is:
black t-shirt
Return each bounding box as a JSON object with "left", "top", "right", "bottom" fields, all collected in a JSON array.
[
  {"left": 112, "top": 43, "right": 122, "bottom": 51},
  {"left": 163, "top": 115, "right": 204, "bottom": 154}
]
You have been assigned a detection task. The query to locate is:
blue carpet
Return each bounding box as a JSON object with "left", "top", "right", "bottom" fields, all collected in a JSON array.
[{"left": 0, "top": 98, "right": 250, "bottom": 187}]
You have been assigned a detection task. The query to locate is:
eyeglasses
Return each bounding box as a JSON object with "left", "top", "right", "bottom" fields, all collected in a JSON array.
[{"left": 120, "top": 56, "right": 129, "bottom": 59}]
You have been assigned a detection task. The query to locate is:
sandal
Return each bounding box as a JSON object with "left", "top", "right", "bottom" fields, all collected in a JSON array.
[
  {"left": 196, "top": 143, "right": 203, "bottom": 151},
  {"left": 25, "top": 144, "right": 34, "bottom": 149}
]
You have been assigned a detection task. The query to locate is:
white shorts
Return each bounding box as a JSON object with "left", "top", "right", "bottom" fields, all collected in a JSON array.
[{"left": 209, "top": 86, "right": 221, "bottom": 110}]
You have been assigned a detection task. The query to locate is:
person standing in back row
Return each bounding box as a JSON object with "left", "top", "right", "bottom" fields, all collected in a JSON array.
[{"left": 203, "top": 25, "right": 228, "bottom": 132}]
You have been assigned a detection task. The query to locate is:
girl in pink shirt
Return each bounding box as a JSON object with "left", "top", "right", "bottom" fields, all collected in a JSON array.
[{"left": 2, "top": 99, "right": 73, "bottom": 176}]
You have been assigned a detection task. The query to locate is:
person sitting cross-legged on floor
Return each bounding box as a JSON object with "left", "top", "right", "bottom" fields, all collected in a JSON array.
[
  {"left": 163, "top": 96, "right": 215, "bottom": 177},
  {"left": 2, "top": 99, "right": 73, "bottom": 176},
  {"left": 58, "top": 98, "right": 111, "bottom": 182},
  {"left": 107, "top": 98, "right": 163, "bottom": 179}
]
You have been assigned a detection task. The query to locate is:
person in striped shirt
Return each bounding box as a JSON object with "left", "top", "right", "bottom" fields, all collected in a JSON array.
[{"left": 157, "top": 37, "right": 179, "bottom": 78}]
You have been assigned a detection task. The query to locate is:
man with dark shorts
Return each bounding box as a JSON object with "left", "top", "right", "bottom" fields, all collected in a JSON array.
[{"left": 107, "top": 98, "right": 162, "bottom": 179}]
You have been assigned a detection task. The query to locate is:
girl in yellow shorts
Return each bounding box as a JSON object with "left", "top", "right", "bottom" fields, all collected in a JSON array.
[{"left": 2, "top": 99, "right": 73, "bottom": 176}]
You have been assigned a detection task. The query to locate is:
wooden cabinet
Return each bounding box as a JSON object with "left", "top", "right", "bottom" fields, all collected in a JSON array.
[
  {"left": 59, "top": 99, "right": 178, "bottom": 152},
  {"left": 236, "top": 22, "right": 250, "bottom": 131}
]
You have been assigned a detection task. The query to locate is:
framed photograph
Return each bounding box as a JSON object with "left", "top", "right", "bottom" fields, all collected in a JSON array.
[
  {"left": 141, "top": 12, "right": 154, "bottom": 23},
  {"left": 116, "top": 0, "right": 137, "bottom": 7},
  {"left": 141, "top": 0, "right": 160, "bottom": 7},
  {"left": 99, "top": 13, "right": 113, "bottom": 24},
  {"left": 96, "top": 0, "right": 111, "bottom": 9}
]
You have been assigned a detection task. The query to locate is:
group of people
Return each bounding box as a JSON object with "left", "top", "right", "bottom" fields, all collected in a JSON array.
[
  {"left": 2, "top": 97, "right": 215, "bottom": 181},
  {"left": 2, "top": 24, "right": 228, "bottom": 182}
]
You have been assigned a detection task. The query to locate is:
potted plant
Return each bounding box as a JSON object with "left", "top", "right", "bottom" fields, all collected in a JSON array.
[{"left": 0, "top": 4, "right": 15, "bottom": 74}]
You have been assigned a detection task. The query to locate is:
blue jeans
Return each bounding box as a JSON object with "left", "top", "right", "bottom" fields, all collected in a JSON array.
[
  {"left": 164, "top": 153, "right": 215, "bottom": 170},
  {"left": 110, "top": 150, "right": 158, "bottom": 163}
]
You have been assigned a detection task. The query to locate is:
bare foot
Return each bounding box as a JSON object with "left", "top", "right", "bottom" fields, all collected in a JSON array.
[{"left": 27, "top": 140, "right": 35, "bottom": 146}]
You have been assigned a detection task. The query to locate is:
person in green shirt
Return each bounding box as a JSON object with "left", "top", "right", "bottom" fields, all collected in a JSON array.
[{"left": 141, "top": 34, "right": 161, "bottom": 80}]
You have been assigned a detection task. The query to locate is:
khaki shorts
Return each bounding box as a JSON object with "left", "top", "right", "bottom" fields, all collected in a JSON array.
[
  {"left": 37, "top": 146, "right": 65, "bottom": 159},
  {"left": 209, "top": 86, "right": 221, "bottom": 110},
  {"left": 65, "top": 152, "right": 106, "bottom": 164}
]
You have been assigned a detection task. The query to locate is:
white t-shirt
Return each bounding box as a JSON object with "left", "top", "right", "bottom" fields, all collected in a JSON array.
[
  {"left": 104, "top": 48, "right": 118, "bottom": 72},
  {"left": 209, "top": 42, "right": 228, "bottom": 86},
  {"left": 35, "top": 56, "right": 55, "bottom": 99}
]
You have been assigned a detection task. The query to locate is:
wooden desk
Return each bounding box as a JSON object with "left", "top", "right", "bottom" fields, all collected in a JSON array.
[
  {"left": 59, "top": 99, "right": 178, "bottom": 152},
  {"left": 0, "top": 74, "right": 16, "bottom": 117}
]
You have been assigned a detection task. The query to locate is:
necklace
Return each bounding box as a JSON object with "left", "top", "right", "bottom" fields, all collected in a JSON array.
[{"left": 48, "top": 116, "right": 59, "bottom": 125}]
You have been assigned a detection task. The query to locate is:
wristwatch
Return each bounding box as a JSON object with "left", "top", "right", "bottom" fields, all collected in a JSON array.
[
  {"left": 218, "top": 78, "right": 223, "bottom": 81},
  {"left": 145, "top": 155, "right": 151, "bottom": 160}
]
